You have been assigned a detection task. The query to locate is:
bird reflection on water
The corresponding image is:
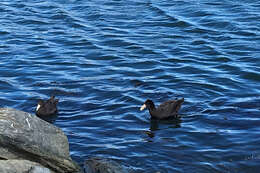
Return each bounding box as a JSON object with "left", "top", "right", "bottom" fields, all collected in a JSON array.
[
  {"left": 150, "top": 118, "right": 182, "bottom": 131},
  {"left": 144, "top": 118, "right": 182, "bottom": 139}
]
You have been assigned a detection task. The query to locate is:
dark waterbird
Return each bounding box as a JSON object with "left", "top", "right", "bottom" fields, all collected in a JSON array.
[
  {"left": 36, "top": 96, "right": 59, "bottom": 117},
  {"left": 140, "top": 98, "right": 184, "bottom": 120}
]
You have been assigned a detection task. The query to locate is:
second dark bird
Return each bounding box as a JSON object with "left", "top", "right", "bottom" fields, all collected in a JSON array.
[
  {"left": 140, "top": 98, "right": 184, "bottom": 120},
  {"left": 36, "top": 96, "right": 59, "bottom": 117}
]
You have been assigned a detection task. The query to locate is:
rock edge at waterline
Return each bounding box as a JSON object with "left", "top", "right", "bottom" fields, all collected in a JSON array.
[{"left": 0, "top": 108, "right": 81, "bottom": 173}]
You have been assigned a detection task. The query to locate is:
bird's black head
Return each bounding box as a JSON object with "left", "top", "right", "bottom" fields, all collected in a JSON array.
[{"left": 140, "top": 99, "right": 155, "bottom": 111}]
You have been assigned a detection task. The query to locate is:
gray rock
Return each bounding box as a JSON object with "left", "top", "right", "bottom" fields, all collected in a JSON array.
[
  {"left": 0, "top": 108, "right": 81, "bottom": 173},
  {"left": 29, "top": 165, "right": 53, "bottom": 173},
  {"left": 84, "top": 157, "right": 128, "bottom": 173},
  {"left": 0, "top": 159, "right": 53, "bottom": 173}
]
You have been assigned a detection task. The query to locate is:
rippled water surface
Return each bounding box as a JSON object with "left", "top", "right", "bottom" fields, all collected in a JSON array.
[{"left": 1, "top": 0, "right": 260, "bottom": 172}]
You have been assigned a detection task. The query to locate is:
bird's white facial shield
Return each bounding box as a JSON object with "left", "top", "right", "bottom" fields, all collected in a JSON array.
[{"left": 140, "top": 104, "right": 146, "bottom": 111}]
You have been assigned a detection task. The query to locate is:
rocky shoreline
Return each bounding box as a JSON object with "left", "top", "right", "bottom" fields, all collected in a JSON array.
[{"left": 0, "top": 108, "right": 128, "bottom": 173}]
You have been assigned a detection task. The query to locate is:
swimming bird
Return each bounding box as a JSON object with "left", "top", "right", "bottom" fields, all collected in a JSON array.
[
  {"left": 140, "top": 98, "right": 184, "bottom": 119},
  {"left": 36, "top": 96, "right": 59, "bottom": 117}
]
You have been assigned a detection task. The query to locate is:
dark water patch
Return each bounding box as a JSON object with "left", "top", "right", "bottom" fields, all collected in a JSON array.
[
  {"left": 190, "top": 39, "right": 208, "bottom": 46},
  {"left": 159, "top": 20, "right": 192, "bottom": 28},
  {"left": 16, "top": 18, "right": 49, "bottom": 26},
  {"left": 184, "top": 26, "right": 219, "bottom": 35},
  {"left": 215, "top": 56, "right": 232, "bottom": 63},
  {"left": 228, "top": 98, "right": 260, "bottom": 110},
  {"left": 230, "top": 30, "right": 258, "bottom": 37},
  {"left": 0, "top": 30, "right": 10, "bottom": 36},
  {"left": 241, "top": 71, "right": 260, "bottom": 82}
]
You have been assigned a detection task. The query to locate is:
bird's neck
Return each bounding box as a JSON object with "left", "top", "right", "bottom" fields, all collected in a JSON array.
[{"left": 148, "top": 102, "right": 156, "bottom": 111}]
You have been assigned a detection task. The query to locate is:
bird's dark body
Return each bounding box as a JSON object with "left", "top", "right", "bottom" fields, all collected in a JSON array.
[
  {"left": 36, "top": 96, "right": 59, "bottom": 117},
  {"left": 144, "top": 98, "right": 184, "bottom": 120}
]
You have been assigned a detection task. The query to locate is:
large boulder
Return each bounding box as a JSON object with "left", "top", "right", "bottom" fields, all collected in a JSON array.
[
  {"left": 0, "top": 160, "right": 53, "bottom": 173},
  {"left": 0, "top": 108, "right": 81, "bottom": 173}
]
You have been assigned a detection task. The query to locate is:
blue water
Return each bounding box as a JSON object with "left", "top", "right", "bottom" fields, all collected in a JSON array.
[{"left": 1, "top": 0, "right": 260, "bottom": 172}]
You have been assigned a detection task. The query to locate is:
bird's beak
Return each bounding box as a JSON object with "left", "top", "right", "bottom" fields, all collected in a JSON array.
[
  {"left": 36, "top": 104, "right": 41, "bottom": 111},
  {"left": 140, "top": 104, "right": 146, "bottom": 111}
]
